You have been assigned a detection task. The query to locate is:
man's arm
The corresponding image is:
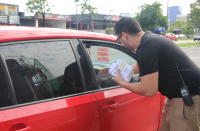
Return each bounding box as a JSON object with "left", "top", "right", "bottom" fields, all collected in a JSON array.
[
  {"left": 131, "top": 62, "right": 140, "bottom": 74},
  {"left": 114, "top": 69, "right": 158, "bottom": 97}
]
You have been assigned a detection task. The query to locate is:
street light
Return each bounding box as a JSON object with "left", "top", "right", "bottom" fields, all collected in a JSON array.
[{"left": 109, "top": 10, "right": 114, "bottom": 35}]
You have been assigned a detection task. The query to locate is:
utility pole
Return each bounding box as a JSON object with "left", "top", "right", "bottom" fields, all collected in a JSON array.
[
  {"left": 76, "top": 4, "right": 79, "bottom": 30},
  {"left": 167, "top": 0, "right": 169, "bottom": 29},
  {"left": 167, "top": 0, "right": 169, "bottom": 18},
  {"left": 109, "top": 10, "right": 113, "bottom": 35}
]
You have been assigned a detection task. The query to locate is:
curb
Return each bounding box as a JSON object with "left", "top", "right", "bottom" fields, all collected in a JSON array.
[{"left": 180, "top": 45, "right": 200, "bottom": 49}]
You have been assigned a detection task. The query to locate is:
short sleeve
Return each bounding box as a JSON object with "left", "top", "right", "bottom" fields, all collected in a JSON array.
[{"left": 137, "top": 42, "right": 160, "bottom": 77}]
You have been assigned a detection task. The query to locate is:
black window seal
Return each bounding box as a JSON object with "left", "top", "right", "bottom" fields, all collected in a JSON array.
[
  {"left": 0, "top": 48, "right": 17, "bottom": 105},
  {"left": 69, "top": 39, "right": 87, "bottom": 92},
  {"left": 77, "top": 39, "right": 100, "bottom": 90}
]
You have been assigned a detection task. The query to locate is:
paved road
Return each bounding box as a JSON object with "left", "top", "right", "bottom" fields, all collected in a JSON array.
[
  {"left": 182, "top": 46, "right": 200, "bottom": 68},
  {"left": 174, "top": 40, "right": 199, "bottom": 44}
]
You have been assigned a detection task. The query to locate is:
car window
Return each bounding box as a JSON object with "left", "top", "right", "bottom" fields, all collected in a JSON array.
[
  {"left": 86, "top": 45, "right": 140, "bottom": 89},
  {"left": 0, "top": 40, "right": 84, "bottom": 105},
  {"left": 0, "top": 60, "right": 12, "bottom": 108}
]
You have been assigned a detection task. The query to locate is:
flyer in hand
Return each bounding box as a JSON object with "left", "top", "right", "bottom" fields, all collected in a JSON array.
[{"left": 108, "top": 59, "right": 134, "bottom": 83}]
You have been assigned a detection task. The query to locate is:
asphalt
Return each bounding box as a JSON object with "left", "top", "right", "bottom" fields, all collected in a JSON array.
[
  {"left": 182, "top": 46, "right": 200, "bottom": 68},
  {"left": 174, "top": 40, "right": 199, "bottom": 44}
]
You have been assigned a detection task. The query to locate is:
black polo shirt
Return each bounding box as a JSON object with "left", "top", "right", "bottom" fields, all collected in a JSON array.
[{"left": 136, "top": 31, "right": 200, "bottom": 99}]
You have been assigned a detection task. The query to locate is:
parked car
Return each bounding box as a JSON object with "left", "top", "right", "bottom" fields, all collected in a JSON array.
[
  {"left": 179, "top": 34, "right": 187, "bottom": 38},
  {"left": 162, "top": 33, "right": 177, "bottom": 41},
  {"left": 194, "top": 35, "right": 200, "bottom": 41},
  {"left": 0, "top": 26, "right": 166, "bottom": 131},
  {"left": 174, "top": 34, "right": 180, "bottom": 38}
]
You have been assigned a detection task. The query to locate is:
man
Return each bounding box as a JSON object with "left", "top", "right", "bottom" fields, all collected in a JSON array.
[{"left": 100, "top": 18, "right": 200, "bottom": 131}]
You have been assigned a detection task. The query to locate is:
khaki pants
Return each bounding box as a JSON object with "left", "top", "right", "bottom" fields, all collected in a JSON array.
[{"left": 160, "top": 95, "right": 200, "bottom": 131}]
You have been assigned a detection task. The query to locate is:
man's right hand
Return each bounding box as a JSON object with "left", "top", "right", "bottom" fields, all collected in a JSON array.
[{"left": 99, "top": 67, "right": 110, "bottom": 75}]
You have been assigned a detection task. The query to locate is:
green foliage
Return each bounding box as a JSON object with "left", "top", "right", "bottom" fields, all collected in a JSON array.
[
  {"left": 168, "top": 21, "right": 186, "bottom": 33},
  {"left": 135, "top": 1, "right": 168, "bottom": 32},
  {"left": 26, "top": 0, "right": 54, "bottom": 27},
  {"left": 188, "top": 0, "right": 200, "bottom": 30},
  {"left": 26, "top": 0, "right": 53, "bottom": 16},
  {"left": 182, "top": 24, "right": 195, "bottom": 38},
  {"left": 77, "top": 0, "right": 98, "bottom": 32},
  {"left": 171, "top": 21, "right": 186, "bottom": 29},
  {"left": 178, "top": 42, "right": 200, "bottom": 48},
  {"left": 167, "top": 26, "right": 174, "bottom": 33}
]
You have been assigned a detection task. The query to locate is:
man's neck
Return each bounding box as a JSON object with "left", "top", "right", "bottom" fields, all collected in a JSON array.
[{"left": 134, "top": 31, "right": 145, "bottom": 49}]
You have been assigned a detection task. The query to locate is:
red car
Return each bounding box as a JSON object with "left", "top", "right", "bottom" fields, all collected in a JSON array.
[
  {"left": 0, "top": 26, "right": 165, "bottom": 131},
  {"left": 162, "top": 33, "right": 177, "bottom": 41}
]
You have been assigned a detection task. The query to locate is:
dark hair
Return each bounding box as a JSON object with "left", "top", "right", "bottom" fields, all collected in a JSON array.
[{"left": 114, "top": 18, "right": 142, "bottom": 36}]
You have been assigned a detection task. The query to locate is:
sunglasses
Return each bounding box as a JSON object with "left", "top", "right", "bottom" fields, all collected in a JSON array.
[{"left": 116, "top": 30, "right": 127, "bottom": 44}]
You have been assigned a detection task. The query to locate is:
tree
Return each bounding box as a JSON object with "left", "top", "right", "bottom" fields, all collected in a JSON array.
[
  {"left": 134, "top": 1, "right": 168, "bottom": 32},
  {"left": 171, "top": 21, "right": 186, "bottom": 29},
  {"left": 168, "top": 20, "right": 186, "bottom": 33},
  {"left": 182, "top": 24, "right": 195, "bottom": 38},
  {"left": 75, "top": 0, "right": 98, "bottom": 32},
  {"left": 188, "top": 0, "right": 200, "bottom": 31},
  {"left": 26, "top": 0, "right": 54, "bottom": 27},
  {"left": 160, "top": 16, "right": 169, "bottom": 31}
]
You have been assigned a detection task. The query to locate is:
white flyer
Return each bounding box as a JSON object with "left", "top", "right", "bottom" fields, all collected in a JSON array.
[{"left": 108, "top": 59, "right": 134, "bottom": 83}]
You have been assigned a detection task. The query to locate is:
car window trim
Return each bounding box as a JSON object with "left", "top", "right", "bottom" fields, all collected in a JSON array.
[
  {"left": 0, "top": 48, "right": 17, "bottom": 105},
  {"left": 79, "top": 39, "right": 137, "bottom": 92},
  {"left": 70, "top": 39, "right": 87, "bottom": 92}
]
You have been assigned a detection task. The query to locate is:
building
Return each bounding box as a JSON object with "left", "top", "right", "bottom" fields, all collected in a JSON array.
[
  {"left": 69, "top": 14, "right": 120, "bottom": 34},
  {"left": 0, "top": 3, "right": 20, "bottom": 26},
  {"left": 37, "top": 13, "right": 71, "bottom": 28},
  {"left": 120, "top": 13, "right": 135, "bottom": 18},
  {"left": 177, "top": 14, "right": 187, "bottom": 22},
  {"left": 19, "top": 12, "right": 37, "bottom": 27},
  {"left": 168, "top": 6, "right": 182, "bottom": 26}
]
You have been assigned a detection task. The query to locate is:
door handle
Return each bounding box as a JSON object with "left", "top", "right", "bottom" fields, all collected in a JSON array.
[
  {"left": 16, "top": 126, "right": 31, "bottom": 131},
  {"left": 103, "top": 103, "right": 118, "bottom": 111}
]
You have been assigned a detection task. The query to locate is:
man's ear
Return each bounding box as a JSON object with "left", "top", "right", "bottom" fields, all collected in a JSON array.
[{"left": 122, "top": 32, "right": 128, "bottom": 41}]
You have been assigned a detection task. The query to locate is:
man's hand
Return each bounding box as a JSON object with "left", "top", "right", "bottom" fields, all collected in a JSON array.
[
  {"left": 113, "top": 69, "right": 125, "bottom": 85},
  {"left": 99, "top": 67, "right": 110, "bottom": 75}
]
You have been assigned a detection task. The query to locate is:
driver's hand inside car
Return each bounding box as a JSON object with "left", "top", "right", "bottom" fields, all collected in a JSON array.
[{"left": 99, "top": 67, "right": 110, "bottom": 75}]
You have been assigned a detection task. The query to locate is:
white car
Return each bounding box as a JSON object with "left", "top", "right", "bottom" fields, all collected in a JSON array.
[
  {"left": 174, "top": 34, "right": 180, "bottom": 38},
  {"left": 179, "top": 34, "right": 187, "bottom": 38}
]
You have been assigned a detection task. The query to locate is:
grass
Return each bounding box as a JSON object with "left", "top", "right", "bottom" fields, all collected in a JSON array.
[
  {"left": 178, "top": 42, "right": 200, "bottom": 48},
  {"left": 178, "top": 38, "right": 194, "bottom": 40}
]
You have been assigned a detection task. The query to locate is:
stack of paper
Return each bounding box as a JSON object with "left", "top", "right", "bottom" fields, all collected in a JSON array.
[{"left": 108, "top": 59, "right": 134, "bottom": 83}]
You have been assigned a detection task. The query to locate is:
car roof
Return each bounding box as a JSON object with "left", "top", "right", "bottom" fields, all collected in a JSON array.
[{"left": 0, "top": 26, "right": 117, "bottom": 43}]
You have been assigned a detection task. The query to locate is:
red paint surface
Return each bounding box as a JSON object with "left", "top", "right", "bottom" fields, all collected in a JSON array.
[
  {"left": 94, "top": 88, "right": 162, "bottom": 131},
  {"left": 0, "top": 26, "right": 117, "bottom": 43},
  {"left": 0, "top": 94, "right": 101, "bottom": 131}
]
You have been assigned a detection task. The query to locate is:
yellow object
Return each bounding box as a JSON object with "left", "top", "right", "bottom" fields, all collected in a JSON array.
[
  {"left": 98, "top": 68, "right": 101, "bottom": 70},
  {"left": 0, "top": 5, "right": 5, "bottom": 10},
  {"left": 7, "top": 6, "right": 16, "bottom": 12}
]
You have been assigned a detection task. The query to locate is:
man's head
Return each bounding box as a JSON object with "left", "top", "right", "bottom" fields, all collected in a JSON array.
[{"left": 114, "top": 18, "right": 144, "bottom": 51}]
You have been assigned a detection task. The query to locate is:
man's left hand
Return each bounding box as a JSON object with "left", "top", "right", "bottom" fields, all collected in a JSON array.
[{"left": 113, "top": 69, "right": 125, "bottom": 85}]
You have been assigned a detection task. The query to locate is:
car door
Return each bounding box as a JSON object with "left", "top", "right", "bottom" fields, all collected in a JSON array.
[
  {"left": 0, "top": 39, "right": 101, "bottom": 131},
  {"left": 80, "top": 40, "right": 162, "bottom": 131}
]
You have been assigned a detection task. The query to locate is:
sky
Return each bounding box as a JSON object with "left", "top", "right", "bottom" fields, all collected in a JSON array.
[{"left": 3, "top": 0, "right": 197, "bottom": 16}]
